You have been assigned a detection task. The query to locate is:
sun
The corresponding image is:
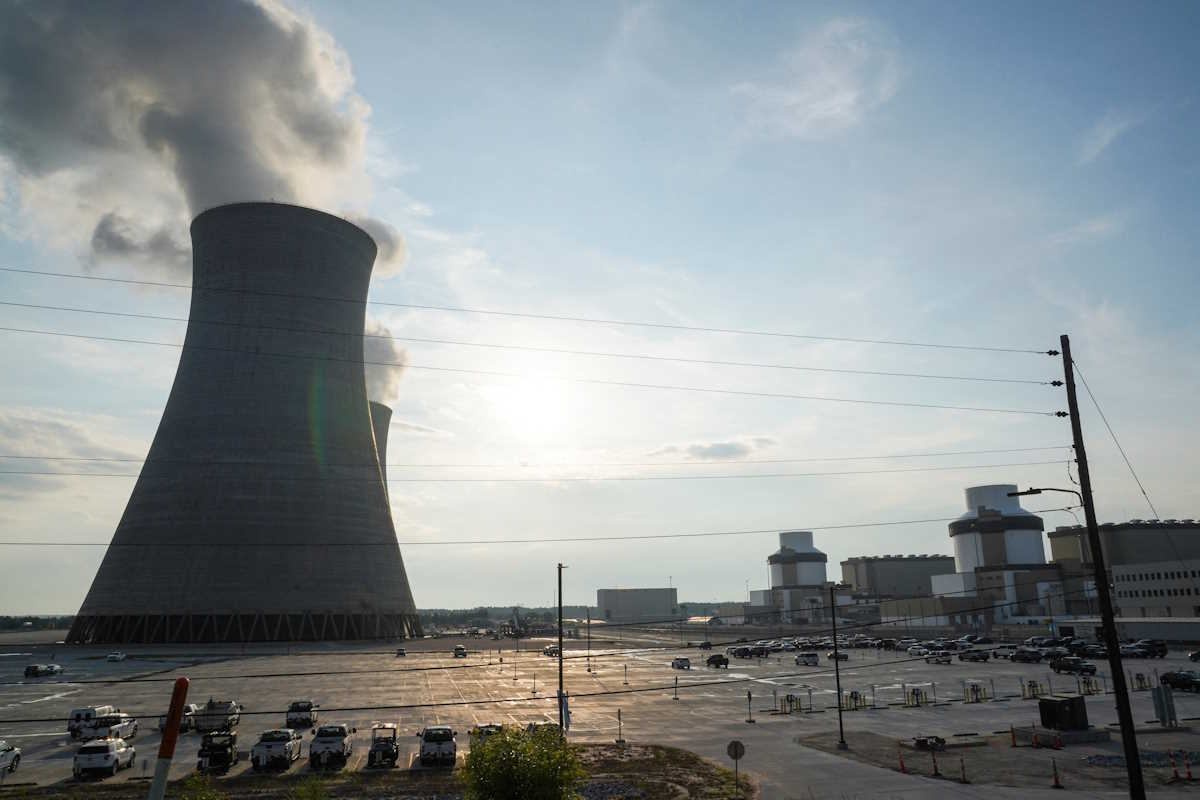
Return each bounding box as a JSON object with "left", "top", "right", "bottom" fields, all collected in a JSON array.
[{"left": 486, "top": 378, "right": 571, "bottom": 443}]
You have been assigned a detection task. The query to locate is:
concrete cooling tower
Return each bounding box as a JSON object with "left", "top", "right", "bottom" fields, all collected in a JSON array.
[{"left": 67, "top": 202, "right": 420, "bottom": 644}]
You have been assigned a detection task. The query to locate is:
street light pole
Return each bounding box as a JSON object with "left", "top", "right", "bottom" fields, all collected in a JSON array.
[
  {"left": 1059, "top": 333, "right": 1145, "bottom": 800},
  {"left": 830, "top": 585, "right": 847, "bottom": 750},
  {"left": 557, "top": 563, "right": 566, "bottom": 731}
]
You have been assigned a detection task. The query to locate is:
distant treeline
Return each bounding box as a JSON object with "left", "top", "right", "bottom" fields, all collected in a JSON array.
[{"left": 0, "top": 616, "right": 74, "bottom": 631}]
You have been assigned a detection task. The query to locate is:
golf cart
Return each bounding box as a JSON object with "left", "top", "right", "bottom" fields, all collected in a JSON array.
[
  {"left": 366, "top": 723, "right": 400, "bottom": 768},
  {"left": 196, "top": 731, "right": 238, "bottom": 772}
]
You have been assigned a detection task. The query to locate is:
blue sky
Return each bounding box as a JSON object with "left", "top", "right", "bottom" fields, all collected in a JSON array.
[{"left": 1, "top": 1, "right": 1198, "bottom": 612}]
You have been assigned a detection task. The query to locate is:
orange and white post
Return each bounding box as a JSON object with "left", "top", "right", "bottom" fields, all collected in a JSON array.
[{"left": 148, "top": 677, "right": 190, "bottom": 800}]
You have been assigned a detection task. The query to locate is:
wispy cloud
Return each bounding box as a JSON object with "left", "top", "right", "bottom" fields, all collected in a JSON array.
[
  {"left": 1077, "top": 109, "right": 1148, "bottom": 165},
  {"left": 648, "top": 436, "right": 778, "bottom": 461},
  {"left": 732, "top": 18, "right": 899, "bottom": 141},
  {"left": 1048, "top": 211, "right": 1127, "bottom": 247}
]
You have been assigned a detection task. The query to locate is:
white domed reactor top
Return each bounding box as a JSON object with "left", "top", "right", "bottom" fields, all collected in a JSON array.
[
  {"left": 959, "top": 484, "right": 1037, "bottom": 519},
  {"left": 949, "top": 484, "right": 1045, "bottom": 572}
]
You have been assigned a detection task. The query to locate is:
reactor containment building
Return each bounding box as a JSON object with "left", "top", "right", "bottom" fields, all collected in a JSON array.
[{"left": 67, "top": 202, "right": 420, "bottom": 644}]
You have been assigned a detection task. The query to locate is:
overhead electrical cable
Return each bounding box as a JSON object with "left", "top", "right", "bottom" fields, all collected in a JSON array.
[
  {"left": 0, "top": 326, "right": 1066, "bottom": 417},
  {"left": 0, "top": 505, "right": 1079, "bottom": 547},
  {"left": 0, "top": 300, "right": 1058, "bottom": 386},
  {"left": 0, "top": 266, "right": 1054, "bottom": 354}
]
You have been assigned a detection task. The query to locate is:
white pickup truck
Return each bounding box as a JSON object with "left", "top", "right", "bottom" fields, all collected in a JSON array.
[
  {"left": 73, "top": 738, "right": 136, "bottom": 779},
  {"left": 251, "top": 729, "right": 303, "bottom": 771},
  {"left": 309, "top": 724, "right": 355, "bottom": 770},
  {"left": 417, "top": 726, "right": 457, "bottom": 766},
  {"left": 79, "top": 713, "right": 138, "bottom": 742}
]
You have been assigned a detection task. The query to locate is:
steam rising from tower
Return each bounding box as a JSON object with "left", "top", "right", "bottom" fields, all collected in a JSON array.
[{"left": 68, "top": 202, "right": 419, "bottom": 644}]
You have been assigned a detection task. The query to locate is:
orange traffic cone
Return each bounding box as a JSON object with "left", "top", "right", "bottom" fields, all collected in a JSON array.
[
  {"left": 1169, "top": 750, "right": 1180, "bottom": 781},
  {"left": 931, "top": 749, "right": 941, "bottom": 778},
  {"left": 1053, "top": 734, "right": 1064, "bottom": 750},
  {"left": 1052, "top": 758, "right": 1064, "bottom": 790},
  {"left": 898, "top": 745, "right": 909, "bottom": 774},
  {"left": 1185, "top": 752, "right": 1193, "bottom": 781},
  {"left": 1032, "top": 733, "right": 1041, "bottom": 749}
]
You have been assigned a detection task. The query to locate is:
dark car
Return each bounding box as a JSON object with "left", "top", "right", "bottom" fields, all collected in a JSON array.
[
  {"left": 1190, "top": 651, "right": 1200, "bottom": 663},
  {"left": 698, "top": 641, "right": 713, "bottom": 650},
  {"left": 197, "top": 731, "right": 238, "bottom": 772},
  {"left": 706, "top": 654, "right": 729, "bottom": 668},
  {"left": 1134, "top": 639, "right": 1168, "bottom": 658},
  {"left": 1161, "top": 671, "right": 1200, "bottom": 692},
  {"left": 1052, "top": 657, "right": 1097, "bottom": 675},
  {"left": 1084, "top": 644, "right": 1108, "bottom": 658},
  {"left": 1012, "top": 648, "right": 1043, "bottom": 663},
  {"left": 958, "top": 649, "right": 990, "bottom": 662}
]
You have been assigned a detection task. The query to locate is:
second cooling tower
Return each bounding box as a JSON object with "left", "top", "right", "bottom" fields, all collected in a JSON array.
[{"left": 68, "top": 202, "right": 420, "bottom": 644}]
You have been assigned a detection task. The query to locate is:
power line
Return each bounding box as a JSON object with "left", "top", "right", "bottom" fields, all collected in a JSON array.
[
  {"left": 1072, "top": 362, "right": 1159, "bottom": 519},
  {"left": 0, "top": 326, "right": 1068, "bottom": 417},
  {"left": 0, "top": 458, "right": 1068, "bottom": 483},
  {"left": 0, "top": 444, "right": 1074, "bottom": 469},
  {"left": 0, "top": 505, "right": 1079, "bottom": 547},
  {"left": 0, "top": 300, "right": 1059, "bottom": 386},
  {"left": 0, "top": 266, "right": 1054, "bottom": 355}
]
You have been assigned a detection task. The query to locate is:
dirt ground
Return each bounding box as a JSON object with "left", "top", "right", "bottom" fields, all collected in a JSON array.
[
  {"left": 797, "top": 729, "right": 1200, "bottom": 793},
  {"left": 0, "top": 743, "right": 755, "bottom": 800}
]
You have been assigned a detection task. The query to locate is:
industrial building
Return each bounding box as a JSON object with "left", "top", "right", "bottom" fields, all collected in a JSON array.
[
  {"left": 67, "top": 202, "right": 420, "bottom": 644},
  {"left": 741, "top": 531, "right": 856, "bottom": 624},
  {"left": 879, "top": 485, "right": 1067, "bottom": 627},
  {"left": 597, "top": 588, "right": 679, "bottom": 623},
  {"left": 840, "top": 554, "right": 955, "bottom": 598},
  {"left": 1050, "top": 519, "right": 1200, "bottom": 618}
]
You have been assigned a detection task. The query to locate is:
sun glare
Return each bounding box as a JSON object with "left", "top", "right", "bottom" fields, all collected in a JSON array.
[{"left": 487, "top": 378, "right": 571, "bottom": 443}]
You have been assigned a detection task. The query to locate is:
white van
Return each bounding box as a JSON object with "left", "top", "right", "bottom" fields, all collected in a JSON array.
[
  {"left": 795, "top": 652, "right": 820, "bottom": 667},
  {"left": 68, "top": 706, "right": 119, "bottom": 739}
]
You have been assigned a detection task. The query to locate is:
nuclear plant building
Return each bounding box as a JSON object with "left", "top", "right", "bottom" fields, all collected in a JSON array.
[{"left": 67, "top": 202, "right": 420, "bottom": 644}]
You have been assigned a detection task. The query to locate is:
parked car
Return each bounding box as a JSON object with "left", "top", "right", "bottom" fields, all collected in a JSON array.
[
  {"left": 1011, "top": 648, "right": 1043, "bottom": 663},
  {"left": 1084, "top": 645, "right": 1108, "bottom": 659},
  {"left": 74, "top": 738, "right": 135, "bottom": 779},
  {"left": 367, "top": 723, "right": 400, "bottom": 768},
  {"left": 541, "top": 645, "right": 559, "bottom": 657},
  {"left": 958, "top": 649, "right": 990, "bottom": 662},
  {"left": 973, "top": 637, "right": 993, "bottom": 645},
  {"left": 197, "top": 731, "right": 238, "bottom": 772},
  {"left": 251, "top": 729, "right": 303, "bottom": 771},
  {"left": 395, "top": 648, "right": 407, "bottom": 657},
  {"left": 69, "top": 706, "right": 119, "bottom": 739},
  {"left": 454, "top": 645, "right": 468, "bottom": 658},
  {"left": 24, "top": 664, "right": 63, "bottom": 678},
  {"left": 105, "top": 652, "right": 127, "bottom": 663},
  {"left": 706, "top": 654, "right": 729, "bottom": 668},
  {"left": 285, "top": 700, "right": 318, "bottom": 729},
  {"left": 310, "top": 724, "right": 356, "bottom": 770},
  {"left": 827, "top": 651, "right": 848, "bottom": 661},
  {"left": 1052, "top": 657, "right": 1097, "bottom": 676},
  {"left": 1160, "top": 671, "right": 1200, "bottom": 692},
  {"left": 0, "top": 740, "right": 20, "bottom": 774},
  {"left": 671, "top": 657, "right": 691, "bottom": 670},
  {"left": 926, "top": 651, "right": 952, "bottom": 665},
  {"left": 194, "top": 699, "right": 242, "bottom": 732},
  {"left": 796, "top": 652, "right": 820, "bottom": 667},
  {"left": 1134, "top": 639, "right": 1168, "bottom": 658},
  {"left": 417, "top": 726, "right": 457, "bottom": 766},
  {"left": 907, "top": 646, "right": 929, "bottom": 657},
  {"left": 992, "top": 646, "right": 1016, "bottom": 660},
  {"left": 1119, "top": 644, "right": 1150, "bottom": 659},
  {"left": 1190, "top": 651, "right": 1200, "bottom": 663},
  {"left": 158, "top": 703, "right": 201, "bottom": 733},
  {"left": 698, "top": 641, "right": 713, "bottom": 650}
]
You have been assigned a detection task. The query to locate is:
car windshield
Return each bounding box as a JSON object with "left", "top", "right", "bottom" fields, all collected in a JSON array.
[
  {"left": 79, "top": 744, "right": 111, "bottom": 754},
  {"left": 261, "top": 731, "right": 290, "bottom": 742},
  {"left": 423, "top": 728, "right": 453, "bottom": 742},
  {"left": 373, "top": 729, "right": 396, "bottom": 740},
  {"left": 204, "top": 735, "right": 233, "bottom": 747},
  {"left": 316, "top": 726, "right": 346, "bottom": 738},
  {"left": 288, "top": 702, "right": 312, "bottom": 711}
]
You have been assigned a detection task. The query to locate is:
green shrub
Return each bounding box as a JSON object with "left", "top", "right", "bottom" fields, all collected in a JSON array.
[
  {"left": 463, "top": 727, "right": 583, "bottom": 800},
  {"left": 287, "top": 777, "right": 330, "bottom": 800}
]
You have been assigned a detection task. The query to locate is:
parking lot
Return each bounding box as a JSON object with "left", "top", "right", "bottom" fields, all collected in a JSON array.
[{"left": 2, "top": 631, "right": 1200, "bottom": 797}]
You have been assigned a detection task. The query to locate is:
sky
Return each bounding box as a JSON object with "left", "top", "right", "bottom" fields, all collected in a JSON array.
[{"left": 1, "top": 0, "right": 1198, "bottom": 613}]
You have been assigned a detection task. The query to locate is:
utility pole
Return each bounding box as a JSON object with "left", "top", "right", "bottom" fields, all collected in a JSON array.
[
  {"left": 830, "top": 585, "right": 847, "bottom": 750},
  {"left": 557, "top": 562, "right": 565, "bottom": 731},
  {"left": 586, "top": 608, "right": 591, "bottom": 673},
  {"left": 1060, "top": 333, "right": 1144, "bottom": 800}
]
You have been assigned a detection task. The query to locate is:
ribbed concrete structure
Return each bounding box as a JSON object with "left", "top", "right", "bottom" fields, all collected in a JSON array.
[
  {"left": 369, "top": 401, "right": 392, "bottom": 503},
  {"left": 67, "top": 202, "right": 420, "bottom": 644}
]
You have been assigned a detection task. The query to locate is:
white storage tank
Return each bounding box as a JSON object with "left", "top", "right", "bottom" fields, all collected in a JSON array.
[{"left": 949, "top": 484, "right": 1045, "bottom": 572}]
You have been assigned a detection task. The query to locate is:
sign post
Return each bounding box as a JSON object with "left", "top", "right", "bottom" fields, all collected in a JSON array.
[{"left": 727, "top": 740, "right": 745, "bottom": 799}]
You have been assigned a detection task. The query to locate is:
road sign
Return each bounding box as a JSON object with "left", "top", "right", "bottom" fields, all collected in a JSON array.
[{"left": 727, "top": 740, "right": 745, "bottom": 760}]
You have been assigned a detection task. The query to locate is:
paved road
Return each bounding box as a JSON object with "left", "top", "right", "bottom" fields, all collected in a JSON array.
[{"left": 1, "top": 636, "right": 1197, "bottom": 798}]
